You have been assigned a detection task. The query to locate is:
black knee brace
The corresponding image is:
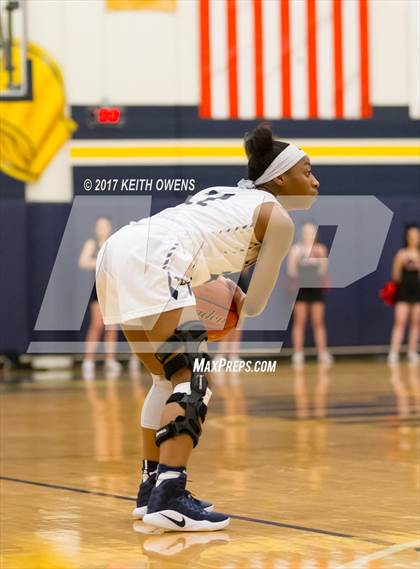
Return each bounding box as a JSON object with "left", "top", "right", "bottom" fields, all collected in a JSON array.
[
  {"left": 155, "top": 320, "right": 210, "bottom": 381},
  {"left": 154, "top": 320, "right": 212, "bottom": 448}
]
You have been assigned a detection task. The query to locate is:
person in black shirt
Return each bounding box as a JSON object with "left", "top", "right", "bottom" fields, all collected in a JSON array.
[
  {"left": 388, "top": 224, "right": 420, "bottom": 366},
  {"left": 288, "top": 222, "right": 332, "bottom": 367}
]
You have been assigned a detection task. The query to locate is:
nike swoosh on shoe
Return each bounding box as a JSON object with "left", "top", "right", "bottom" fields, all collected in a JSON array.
[{"left": 161, "top": 514, "right": 186, "bottom": 528}]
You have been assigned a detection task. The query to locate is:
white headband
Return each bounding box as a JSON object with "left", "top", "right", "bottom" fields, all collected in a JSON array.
[{"left": 238, "top": 144, "right": 306, "bottom": 189}]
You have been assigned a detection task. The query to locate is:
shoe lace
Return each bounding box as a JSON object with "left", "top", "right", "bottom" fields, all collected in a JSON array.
[
  {"left": 180, "top": 492, "right": 207, "bottom": 513},
  {"left": 185, "top": 490, "right": 199, "bottom": 503}
]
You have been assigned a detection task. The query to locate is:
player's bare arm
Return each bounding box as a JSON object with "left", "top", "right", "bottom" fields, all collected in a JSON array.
[{"left": 240, "top": 203, "right": 294, "bottom": 317}]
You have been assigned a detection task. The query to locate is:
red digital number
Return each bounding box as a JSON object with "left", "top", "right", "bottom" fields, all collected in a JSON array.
[{"left": 96, "top": 107, "right": 121, "bottom": 124}]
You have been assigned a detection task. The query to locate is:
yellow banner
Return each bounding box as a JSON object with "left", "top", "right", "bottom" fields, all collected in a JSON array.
[
  {"left": 106, "top": 0, "right": 176, "bottom": 11},
  {"left": 0, "top": 43, "right": 77, "bottom": 183}
]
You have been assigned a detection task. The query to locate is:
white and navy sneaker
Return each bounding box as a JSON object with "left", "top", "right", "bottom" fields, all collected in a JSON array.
[
  {"left": 143, "top": 468, "right": 230, "bottom": 532},
  {"left": 132, "top": 461, "right": 214, "bottom": 520},
  {"left": 132, "top": 465, "right": 158, "bottom": 520}
]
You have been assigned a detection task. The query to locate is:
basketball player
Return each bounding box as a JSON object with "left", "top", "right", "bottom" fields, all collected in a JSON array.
[
  {"left": 79, "top": 217, "right": 121, "bottom": 380},
  {"left": 96, "top": 124, "right": 319, "bottom": 531},
  {"left": 288, "top": 222, "right": 332, "bottom": 367},
  {"left": 388, "top": 224, "right": 420, "bottom": 366}
]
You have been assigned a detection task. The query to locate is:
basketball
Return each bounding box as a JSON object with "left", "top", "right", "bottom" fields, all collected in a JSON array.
[{"left": 193, "top": 278, "right": 239, "bottom": 342}]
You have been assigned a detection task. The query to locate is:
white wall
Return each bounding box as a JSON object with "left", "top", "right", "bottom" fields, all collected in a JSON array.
[
  {"left": 23, "top": 0, "right": 418, "bottom": 202},
  {"left": 25, "top": 144, "right": 72, "bottom": 202},
  {"left": 26, "top": 0, "right": 71, "bottom": 201},
  {"left": 26, "top": 0, "right": 416, "bottom": 107},
  {"left": 407, "top": 0, "right": 420, "bottom": 118},
  {"left": 370, "top": 0, "right": 410, "bottom": 106},
  {"left": 27, "top": 0, "right": 198, "bottom": 105}
]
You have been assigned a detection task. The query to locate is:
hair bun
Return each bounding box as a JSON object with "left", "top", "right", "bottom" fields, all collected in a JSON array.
[{"left": 244, "top": 123, "right": 274, "bottom": 159}]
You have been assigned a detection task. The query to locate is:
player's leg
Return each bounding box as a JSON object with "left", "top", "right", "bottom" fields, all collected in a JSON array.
[
  {"left": 123, "top": 328, "right": 170, "bottom": 518},
  {"left": 389, "top": 302, "right": 410, "bottom": 365},
  {"left": 141, "top": 307, "right": 206, "bottom": 465},
  {"left": 123, "top": 325, "right": 214, "bottom": 521},
  {"left": 82, "top": 301, "right": 104, "bottom": 379},
  {"left": 310, "top": 302, "right": 332, "bottom": 365},
  {"left": 140, "top": 306, "right": 230, "bottom": 531},
  {"left": 292, "top": 301, "right": 308, "bottom": 366},
  {"left": 407, "top": 303, "right": 419, "bottom": 364},
  {"left": 123, "top": 327, "right": 173, "bottom": 458}
]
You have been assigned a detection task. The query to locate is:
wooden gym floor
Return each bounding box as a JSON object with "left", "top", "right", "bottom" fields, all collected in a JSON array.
[{"left": 1, "top": 359, "right": 419, "bottom": 568}]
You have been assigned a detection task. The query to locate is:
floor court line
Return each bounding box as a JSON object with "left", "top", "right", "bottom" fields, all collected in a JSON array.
[
  {"left": 336, "top": 539, "right": 420, "bottom": 568},
  {"left": 1, "top": 476, "right": 394, "bottom": 546},
  {"left": 0, "top": 475, "right": 133, "bottom": 502}
]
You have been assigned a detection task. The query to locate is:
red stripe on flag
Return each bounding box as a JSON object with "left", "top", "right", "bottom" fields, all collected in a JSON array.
[
  {"left": 306, "top": 0, "right": 318, "bottom": 118},
  {"left": 199, "top": 0, "right": 211, "bottom": 118},
  {"left": 280, "top": 0, "right": 291, "bottom": 118},
  {"left": 333, "top": 0, "right": 344, "bottom": 118},
  {"left": 359, "top": 0, "right": 371, "bottom": 118},
  {"left": 253, "top": 0, "right": 264, "bottom": 118},
  {"left": 226, "top": 0, "right": 238, "bottom": 118}
]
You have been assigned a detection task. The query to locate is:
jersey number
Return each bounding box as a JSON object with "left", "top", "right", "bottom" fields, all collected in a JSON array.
[{"left": 188, "top": 189, "right": 235, "bottom": 207}]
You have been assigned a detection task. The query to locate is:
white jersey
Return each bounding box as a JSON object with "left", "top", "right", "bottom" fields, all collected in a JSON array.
[
  {"left": 137, "top": 185, "right": 279, "bottom": 284},
  {"left": 96, "top": 185, "right": 279, "bottom": 324}
]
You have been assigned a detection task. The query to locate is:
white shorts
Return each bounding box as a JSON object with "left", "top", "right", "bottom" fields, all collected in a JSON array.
[{"left": 96, "top": 222, "right": 197, "bottom": 326}]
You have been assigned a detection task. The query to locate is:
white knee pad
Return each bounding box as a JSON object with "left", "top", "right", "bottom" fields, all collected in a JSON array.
[{"left": 140, "top": 374, "right": 173, "bottom": 430}]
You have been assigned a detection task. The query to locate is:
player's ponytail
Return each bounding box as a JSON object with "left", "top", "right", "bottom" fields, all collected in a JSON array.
[{"left": 244, "top": 123, "right": 289, "bottom": 182}]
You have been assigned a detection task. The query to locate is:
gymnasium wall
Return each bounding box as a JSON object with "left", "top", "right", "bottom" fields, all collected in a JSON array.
[
  {"left": 18, "top": 0, "right": 420, "bottom": 201},
  {"left": 25, "top": 0, "right": 417, "bottom": 107},
  {"left": 1, "top": 164, "right": 418, "bottom": 354}
]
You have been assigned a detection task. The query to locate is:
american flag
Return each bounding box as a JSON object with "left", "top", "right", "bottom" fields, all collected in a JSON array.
[{"left": 199, "top": 0, "right": 371, "bottom": 120}]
